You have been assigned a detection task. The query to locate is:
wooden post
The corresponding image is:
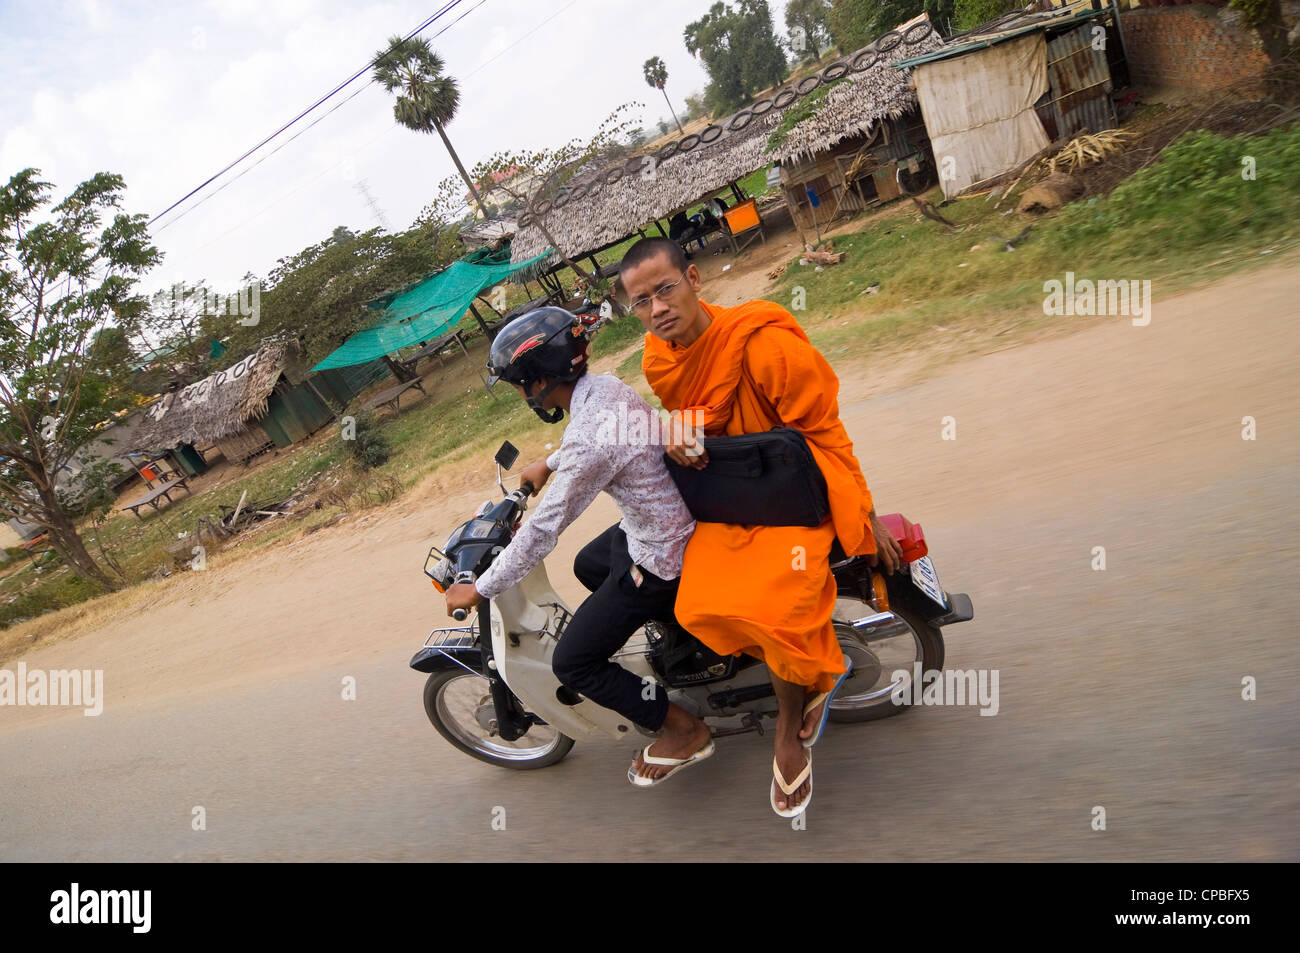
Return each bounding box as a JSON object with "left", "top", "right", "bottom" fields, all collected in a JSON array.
[{"left": 467, "top": 301, "right": 494, "bottom": 338}]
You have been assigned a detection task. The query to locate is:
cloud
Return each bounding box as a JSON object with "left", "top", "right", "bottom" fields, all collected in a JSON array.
[{"left": 4, "top": 0, "right": 725, "bottom": 293}]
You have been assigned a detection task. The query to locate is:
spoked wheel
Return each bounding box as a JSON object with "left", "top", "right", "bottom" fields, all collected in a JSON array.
[
  {"left": 828, "top": 598, "right": 945, "bottom": 723},
  {"left": 423, "top": 670, "right": 574, "bottom": 769}
]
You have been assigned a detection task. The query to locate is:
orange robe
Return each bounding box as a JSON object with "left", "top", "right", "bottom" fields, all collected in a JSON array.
[{"left": 643, "top": 299, "right": 877, "bottom": 692}]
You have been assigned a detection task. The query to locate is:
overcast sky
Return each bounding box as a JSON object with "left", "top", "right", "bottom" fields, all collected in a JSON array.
[{"left": 2, "top": 0, "right": 792, "bottom": 293}]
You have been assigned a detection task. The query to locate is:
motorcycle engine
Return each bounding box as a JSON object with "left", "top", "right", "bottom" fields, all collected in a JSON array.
[{"left": 647, "top": 621, "right": 738, "bottom": 688}]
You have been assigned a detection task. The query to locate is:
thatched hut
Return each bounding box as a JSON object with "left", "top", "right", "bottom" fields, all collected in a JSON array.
[
  {"left": 509, "top": 16, "right": 945, "bottom": 269},
  {"left": 767, "top": 15, "right": 941, "bottom": 234},
  {"left": 132, "top": 337, "right": 322, "bottom": 464}
]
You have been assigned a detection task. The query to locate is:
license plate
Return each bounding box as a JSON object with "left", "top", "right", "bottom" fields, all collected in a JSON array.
[{"left": 909, "top": 556, "right": 947, "bottom": 609}]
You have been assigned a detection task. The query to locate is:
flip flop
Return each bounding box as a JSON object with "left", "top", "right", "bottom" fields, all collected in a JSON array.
[
  {"left": 771, "top": 749, "right": 812, "bottom": 818},
  {"left": 628, "top": 739, "right": 716, "bottom": 788},
  {"left": 801, "top": 656, "right": 854, "bottom": 749}
]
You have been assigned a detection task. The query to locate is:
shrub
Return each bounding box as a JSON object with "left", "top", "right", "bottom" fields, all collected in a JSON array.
[
  {"left": 347, "top": 410, "right": 392, "bottom": 469},
  {"left": 1054, "top": 126, "right": 1300, "bottom": 248}
]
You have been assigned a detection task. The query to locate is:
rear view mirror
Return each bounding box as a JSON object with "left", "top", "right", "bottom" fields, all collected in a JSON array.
[
  {"left": 495, "top": 441, "right": 519, "bottom": 471},
  {"left": 495, "top": 441, "right": 519, "bottom": 497}
]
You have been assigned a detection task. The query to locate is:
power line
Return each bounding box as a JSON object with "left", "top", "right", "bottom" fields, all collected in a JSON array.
[
  {"left": 1, "top": 0, "right": 492, "bottom": 324},
  {"left": 147, "top": 0, "right": 469, "bottom": 229},
  {"left": 462, "top": 0, "right": 581, "bottom": 81},
  {"left": 153, "top": 0, "right": 490, "bottom": 236},
  {"left": 175, "top": 0, "right": 588, "bottom": 260}
]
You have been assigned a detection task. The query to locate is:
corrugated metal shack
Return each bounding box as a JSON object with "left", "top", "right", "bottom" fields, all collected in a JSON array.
[{"left": 895, "top": 3, "right": 1130, "bottom": 199}]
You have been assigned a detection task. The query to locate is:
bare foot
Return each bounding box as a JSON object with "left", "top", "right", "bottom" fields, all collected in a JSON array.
[{"left": 631, "top": 706, "right": 711, "bottom": 781}]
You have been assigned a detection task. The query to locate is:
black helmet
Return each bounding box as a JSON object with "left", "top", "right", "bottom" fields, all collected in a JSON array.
[{"left": 487, "top": 306, "right": 589, "bottom": 423}]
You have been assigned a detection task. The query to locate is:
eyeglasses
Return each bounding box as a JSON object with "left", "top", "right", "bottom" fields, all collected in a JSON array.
[{"left": 627, "top": 271, "right": 688, "bottom": 316}]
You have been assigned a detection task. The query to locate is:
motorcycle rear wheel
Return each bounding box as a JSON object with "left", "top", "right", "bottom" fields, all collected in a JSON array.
[
  {"left": 829, "top": 600, "right": 945, "bottom": 723},
  {"left": 423, "top": 670, "right": 575, "bottom": 769}
]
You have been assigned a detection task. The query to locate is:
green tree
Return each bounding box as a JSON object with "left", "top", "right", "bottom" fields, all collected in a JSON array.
[
  {"left": 0, "top": 169, "right": 159, "bottom": 590},
  {"left": 683, "top": 89, "right": 709, "bottom": 122},
  {"left": 225, "top": 221, "right": 461, "bottom": 369},
  {"left": 684, "top": 1, "right": 789, "bottom": 115},
  {"left": 827, "top": 0, "right": 955, "bottom": 52},
  {"left": 785, "top": 0, "right": 833, "bottom": 61},
  {"left": 373, "top": 35, "right": 489, "bottom": 219},
  {"left": 952, "top": 0, "right": 1020, "bottom": 32},
  {"left": 643, "top": 56, "right": 684, "bottom": 133},
  {"left": 128, "top": 279, "right": 227, "bottom": 390},
  {"left": 1228, "top": 0, "right": 1291, "bottom": 64}
]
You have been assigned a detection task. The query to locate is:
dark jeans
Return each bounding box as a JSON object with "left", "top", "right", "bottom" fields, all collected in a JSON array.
[{"left": 551, "top": 523, "right": 677, "bottom": 732}]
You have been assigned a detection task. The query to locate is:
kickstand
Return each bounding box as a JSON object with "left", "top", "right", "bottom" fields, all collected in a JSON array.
[{"left": 709, "top": 713, "right": 767, "bottom": 739}]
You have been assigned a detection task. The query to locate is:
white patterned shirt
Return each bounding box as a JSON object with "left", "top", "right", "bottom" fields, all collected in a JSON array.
[{"left": 474, "top": 373, "right": 696, "bottom": 600}]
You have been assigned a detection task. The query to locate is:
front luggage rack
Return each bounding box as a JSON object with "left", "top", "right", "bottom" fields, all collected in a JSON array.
[
  {"left": 421, "top": 625, "right": 482, "bottom": 678},
  {"left": 424, "top": 626, "right": 478, "bottom": 651}
]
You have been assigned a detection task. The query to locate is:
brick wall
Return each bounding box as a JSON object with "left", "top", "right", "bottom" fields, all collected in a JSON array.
[{"left": 1119, "top": 4, "right": 1271, "bottom": 95}]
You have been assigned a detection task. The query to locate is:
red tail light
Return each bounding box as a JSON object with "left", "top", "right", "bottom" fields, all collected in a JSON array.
[{"left": 878, "top": 513, "right": 927, "bottom": 564}]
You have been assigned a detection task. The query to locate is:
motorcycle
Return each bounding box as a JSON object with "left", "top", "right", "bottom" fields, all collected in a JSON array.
[{"left": 410, "top": 441, "right": 974, "bottom": 769}]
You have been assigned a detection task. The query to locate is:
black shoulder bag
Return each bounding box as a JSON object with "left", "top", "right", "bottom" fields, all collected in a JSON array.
[{"left": 664, "top": 427, "right": 831, "bottom": 527}]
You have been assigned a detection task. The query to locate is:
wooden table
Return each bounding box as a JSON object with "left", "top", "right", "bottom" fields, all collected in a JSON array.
[
  {"left": 402, "top": 329, "right": 467, "bottom": 369},
  {"left": 121, "top": 476, "right": 192, "bottom": 520},
  {"left": 363, "top": 376, "right": 428, "bottom": 416}
]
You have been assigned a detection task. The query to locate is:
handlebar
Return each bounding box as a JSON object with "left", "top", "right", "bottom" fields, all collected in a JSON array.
[
  {"left": 520, "top": 480, "right": 535, "bottom": 497},
  {"left": 451, "top": 607, "right": 469, "bottom": 622}
]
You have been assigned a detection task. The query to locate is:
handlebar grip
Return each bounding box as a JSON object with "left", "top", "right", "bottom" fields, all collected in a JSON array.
[
  {"left": 452, "top": 607, "right": 469, "bottom": 622},
  {"left": 520, "top": 480, "right": 536, "bottom": 497}
]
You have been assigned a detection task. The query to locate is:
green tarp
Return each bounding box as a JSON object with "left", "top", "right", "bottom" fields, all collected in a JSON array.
[{"left": 310, "top": 249, "right": 553, "bottom": 371}]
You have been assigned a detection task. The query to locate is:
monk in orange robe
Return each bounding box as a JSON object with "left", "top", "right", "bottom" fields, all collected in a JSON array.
[{"left": 619, "top": 237, "right": 902, "bottom": 814}]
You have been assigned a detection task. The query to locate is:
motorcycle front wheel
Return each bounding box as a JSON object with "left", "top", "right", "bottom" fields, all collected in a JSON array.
[
  {"left": 423, "top": 670, "right": 575, "bottom": 769},
  {"left": 829, "top": 599, "right": 945, "bottom": 723}
]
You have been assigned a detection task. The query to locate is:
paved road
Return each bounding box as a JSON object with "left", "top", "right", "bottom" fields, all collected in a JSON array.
[{"left": 1, "top": 266, "right": 1297, "bottom": 861}]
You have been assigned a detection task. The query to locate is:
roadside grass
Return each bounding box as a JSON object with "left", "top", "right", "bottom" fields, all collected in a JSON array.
[
  {"left": 765, "top": 125, "right": 1300, "bottom": 361},
  {"left": 590, "top": 311, "right": 647, "bottom": 358},
  {"left": 615, "top": 346, "right": 645, "bottom": 382}
]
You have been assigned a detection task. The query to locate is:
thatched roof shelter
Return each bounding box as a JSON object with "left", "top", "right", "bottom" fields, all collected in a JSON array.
[
  {"left": 768, "top": 17, "right": 943, "bottom": 164},
  {"left": 133, "top": 337, "right": 298, "bottom": 451},
  {"left": 510, "top": 16, "right": 945, "bottom": 268}
]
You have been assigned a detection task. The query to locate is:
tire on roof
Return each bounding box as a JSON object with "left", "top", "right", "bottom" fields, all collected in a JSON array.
[
  {"left": 904, "top": 21, "right": 933, "bottom": 44},
  {"left": 728, "top": 108, "right": 754, "bottom": 131},
  {"left": 796, "top": 74, "right": 822, "bottom": 95},
  {"left": 850, "top": 50, "right": 881, "bottom": 72}
]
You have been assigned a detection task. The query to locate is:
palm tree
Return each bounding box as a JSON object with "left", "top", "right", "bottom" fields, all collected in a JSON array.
[
  {"left": 642, "top": 56, "right": 683, "bottom": 134},
  {"left": 373, "top": 35, "right": 490, "bottom": 219}
]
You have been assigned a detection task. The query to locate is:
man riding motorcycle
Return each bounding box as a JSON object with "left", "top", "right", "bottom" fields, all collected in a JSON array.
[{"left": 442, "top": 306, "right": 715, "bottom": 785}]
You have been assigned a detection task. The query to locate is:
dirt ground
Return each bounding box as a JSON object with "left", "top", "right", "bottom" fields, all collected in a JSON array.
[{"left": 1, "top": 258, "right": 1297, "bottom": 861}]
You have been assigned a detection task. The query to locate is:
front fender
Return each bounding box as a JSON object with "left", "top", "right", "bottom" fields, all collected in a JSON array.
[{"left": 409, "top": 645, "right": 483, "bottom": 674}]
